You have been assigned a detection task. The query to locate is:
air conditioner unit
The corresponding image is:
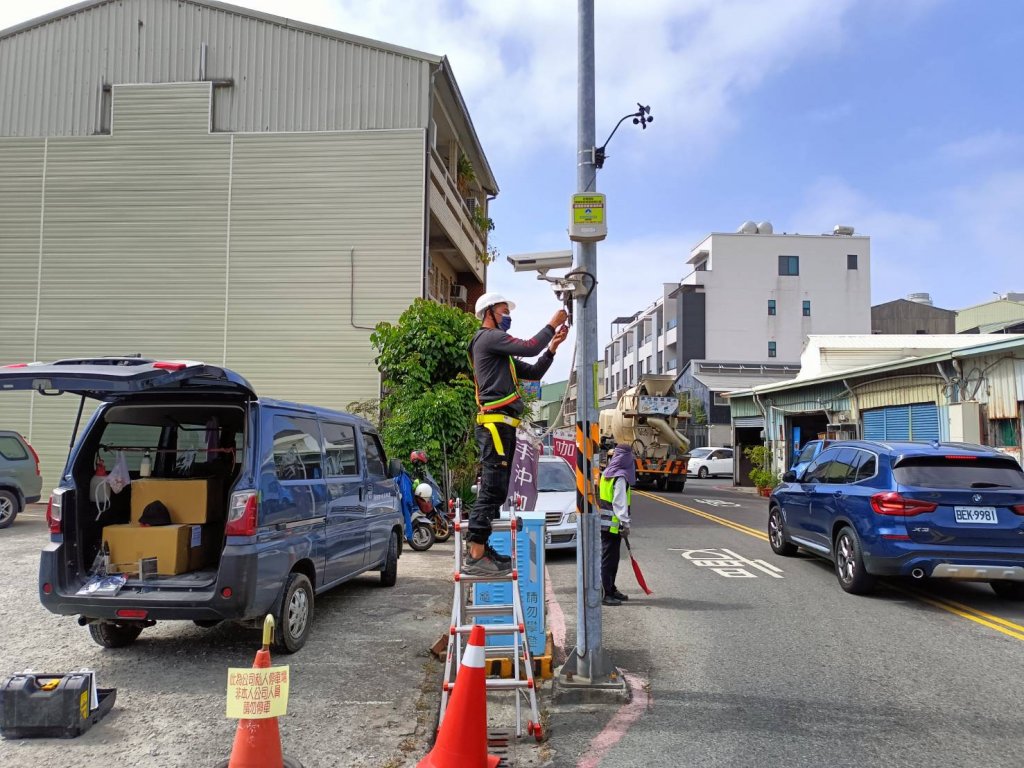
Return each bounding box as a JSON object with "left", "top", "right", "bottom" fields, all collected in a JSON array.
[{"left": 450, "top": 284, "right": 468, "bottom": 304}]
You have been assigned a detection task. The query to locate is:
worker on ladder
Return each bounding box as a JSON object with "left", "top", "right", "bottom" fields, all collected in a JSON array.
[{"left": 465, "top": 292, "right": 569, "bottom": 575}]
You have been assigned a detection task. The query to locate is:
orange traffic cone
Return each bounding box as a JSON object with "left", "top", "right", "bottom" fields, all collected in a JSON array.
[
  {"left": 215, "top": 616, "right": 304, "bottom": 768},
  {"left": 418, "top": 625, "right": 500, "bottom": 768}
]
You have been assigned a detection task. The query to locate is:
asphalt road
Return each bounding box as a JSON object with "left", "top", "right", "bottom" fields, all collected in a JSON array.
[
  {"left": 545, "top": 477, "right": 1024, "bottom": 768},
  {"left": 0, "top": 507, "right": 453, "bottom": 767}
]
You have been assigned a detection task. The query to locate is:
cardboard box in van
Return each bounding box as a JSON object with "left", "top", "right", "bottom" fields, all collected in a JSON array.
[
  {"left": 129, "top": 478, "right": 220, "bottom": 525},
  {"left": 103, "top": 523, "right": 218, "bottom": 576}
]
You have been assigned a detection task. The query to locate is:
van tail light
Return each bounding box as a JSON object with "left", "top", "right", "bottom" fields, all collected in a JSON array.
[
  {"left": 871, "top": 491, "right": 938, "bottom": 517},
  {"left": 226, "top": 492, "right": 258, "bottom": 536},
  {"left": 46, "top": 492, "right": 63, "bottom": 534},
  {"left": 116, "top": 609, "right": 149, "bottom": 619},
  {"left": 24, "top": 439, "right": 41, "bottom": 476}
]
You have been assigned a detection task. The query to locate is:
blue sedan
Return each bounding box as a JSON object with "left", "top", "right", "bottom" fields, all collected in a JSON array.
[{"left": 768, "top": 440, "right": 1024, "bottom": 598}]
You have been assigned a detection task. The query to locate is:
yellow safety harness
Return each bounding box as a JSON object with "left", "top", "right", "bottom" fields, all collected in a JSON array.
[{"left": 469, "top": 337, "right": 523, "bottom": 457}]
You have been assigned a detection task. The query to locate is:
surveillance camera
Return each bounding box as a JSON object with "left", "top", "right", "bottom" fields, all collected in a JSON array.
[{"left": 506, "top": 250, "right": 574, "bottom": 274}]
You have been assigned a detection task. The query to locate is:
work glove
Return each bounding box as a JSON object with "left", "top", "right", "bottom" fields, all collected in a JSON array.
[{"left": 619, "top": 524, "right": 630, "bottom": 538}]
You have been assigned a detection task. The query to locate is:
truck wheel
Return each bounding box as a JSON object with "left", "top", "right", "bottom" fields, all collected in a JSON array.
[
  {"left": 667, "top": 480, "right": 685, "bottom": 493},
  {"left": 89, "top": 621, "right": 143, "bottom": 648}
]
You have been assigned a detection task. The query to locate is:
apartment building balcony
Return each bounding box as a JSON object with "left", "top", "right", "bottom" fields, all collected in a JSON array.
[{"left": 428, "top": 147, "right": 487, "bottom": 285}]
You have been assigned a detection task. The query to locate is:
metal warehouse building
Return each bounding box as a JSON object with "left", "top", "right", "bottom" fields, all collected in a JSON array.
[{"left": 0, "top": 0, "right": 496, "bottom": 490}]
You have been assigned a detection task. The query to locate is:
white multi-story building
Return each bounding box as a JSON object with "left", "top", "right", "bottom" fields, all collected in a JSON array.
[{"left": 603, "top": 222, "right": 871, "bottom": 406}]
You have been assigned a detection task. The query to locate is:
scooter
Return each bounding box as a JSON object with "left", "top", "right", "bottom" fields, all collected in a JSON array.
[
  {"left": 408, "top": 506, "right": 436, "bottom": 551},
  {"left": 413, "top": 483, "right": 451, "bottom": 543}
]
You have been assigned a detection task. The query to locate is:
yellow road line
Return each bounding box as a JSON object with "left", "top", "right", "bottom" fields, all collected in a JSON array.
[
  {"left": 889, "top": 585, "right": 1024, "bottom": 639},
  {"left": 636, "top": 491, "right": 768, "bottom": 541},
  {"left": 638, "top": 490, "right": 1024, "bottom": 643}
]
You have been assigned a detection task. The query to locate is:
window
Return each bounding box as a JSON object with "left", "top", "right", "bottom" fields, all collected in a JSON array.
[
  {"left": 638, "top": 360, "right": 644, "bottom": 375},
  {"left": 538, "top": 460, "right": 576, "bottom": 492},
  {"left": 666, "top": 317, "right": 678, "bottom": 330},
  {"left": 847, "top": 254, "right": 858, "bottom": 270},
  {"left": 824, "top": 448, "right": 858, "bottom": 483},
  {"left": 321, "top": 422, "right": 359, "bottom": 477},
  {"left": 667, "top": 357, "right": 677, "bottom": 370},
  {"left": 893, "top": 456, "right": 1024, "bottom": 490},
  {"left": 803, "top": 451, "right": 837, "bottom": 483},
  {"left": 802, "top": 300, "right": 811, "bottom": 317},
  {"left": 796, "top": 443, "right": 818, "bottom": 465},
  {"left": 768, "top": 341, "right": 777, "bottom": 358},
  {"left": 646, "top": 356, "right": 652, "bottom": 373},
  {"left": 657, "top": 351, "right": 663, "bottom": 371},
  {"left": 0, "top": 435, "right": 28, "bottom": 461},
  {"left": 99, "top": 422, "right": 163, "bottom": 473},
  {"left": 768, "top": 300, "right": 776, "bottom": 316},
  {"left": 361, "top": 432, "right": 387, "bottom": 478},
  {"left": 778, "top": 255, "right": 800, "bottom": 276},
  {"left": 851, "top": 451, "right": 877, "bottom": 482},
  {"left": 713, "top": 392, "right": 730, "bottom": 406},
  {"left": 272, "top": 416, "right": 323, "bottom": 481}
]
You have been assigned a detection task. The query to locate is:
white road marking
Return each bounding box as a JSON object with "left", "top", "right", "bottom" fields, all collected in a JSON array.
[
  {"left": 674, "top": 547, "right": 784, "bottom": 579},
  {"left": 691, "top": 498, "right": 741, "bottom": 508}
]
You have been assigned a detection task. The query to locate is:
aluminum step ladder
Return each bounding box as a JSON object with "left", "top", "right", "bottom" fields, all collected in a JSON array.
[{"left": 438, "top": 500, "right": 543, "bottom": 742}]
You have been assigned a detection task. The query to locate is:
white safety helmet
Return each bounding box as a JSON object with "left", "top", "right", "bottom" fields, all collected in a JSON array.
[
  {"left": 414, "top": 482, "right": 433, "bottom": 500},
  {"left": 474, "top": 292, "right": 516, "bottom": 320}
]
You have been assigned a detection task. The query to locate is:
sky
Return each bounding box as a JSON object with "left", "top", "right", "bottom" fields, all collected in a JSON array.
[{"left": 4, "top": 0, "right": 1024, "bottom": 384}]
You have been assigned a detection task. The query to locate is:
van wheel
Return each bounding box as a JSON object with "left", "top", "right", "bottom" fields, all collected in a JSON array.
[
  {"left": 0, "top": 490, "right": 20, "bottom": 529},
  {"left": 380, "top": 531, "right": 399, "bottom": 587},
  {"left": 89, "top": 621, "right": 143, "bottom": 648},
  {"left": 990, "top": 580, "right": 1024, "bottom": 601},
  {"left": 834, "top": 526, "right": 876, "bottom": 595},
  {"left": 274, "top": 573, "right": 313, "bottom": 654}
]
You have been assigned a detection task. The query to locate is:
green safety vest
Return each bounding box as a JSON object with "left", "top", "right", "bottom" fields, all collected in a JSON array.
[{"left": 598, "top": 476, "right": 631, "bottom": 533}]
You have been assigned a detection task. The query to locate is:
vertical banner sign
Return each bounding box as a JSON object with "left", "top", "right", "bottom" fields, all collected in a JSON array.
[
  {"left": 507, "top": 437, "right": 539, "bottom": 512},
  {"left": 552, "top": 434, "right": 577, "bottom": 466},
  {"left": 226, "top": 666, "right": 290, "bottom": 719}
]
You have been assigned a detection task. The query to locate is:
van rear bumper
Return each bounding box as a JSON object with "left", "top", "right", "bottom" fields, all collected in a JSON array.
[{"left": 38, "top": 542, "right": 276, "bottom": 622}]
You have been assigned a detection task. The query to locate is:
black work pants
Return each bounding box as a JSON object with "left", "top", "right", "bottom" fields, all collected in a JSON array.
[
  {"left": 601, "top": 528, "right": 622, "bottom": 596},
  {"left": 467, "top": 422, "right": 517, "bottom": 545}
]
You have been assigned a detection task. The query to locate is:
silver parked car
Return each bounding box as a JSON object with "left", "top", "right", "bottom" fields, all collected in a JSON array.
[
  {"left": 537, "top": 455, "right": 578, "bottom": 550},
  {"left": 0, "top": 430, "right": 43, "bottom": 528}
]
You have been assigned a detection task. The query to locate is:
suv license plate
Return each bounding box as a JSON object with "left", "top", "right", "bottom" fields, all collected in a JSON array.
[{"left": 953, "top": 506, "right": 998, "bottom": 524}]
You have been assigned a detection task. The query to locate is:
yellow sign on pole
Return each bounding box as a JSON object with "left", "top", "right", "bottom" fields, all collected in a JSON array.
[
  {"left": 572, "top": 194, "right": 605, "bottom": 225},
  {"left": 226, "top": 666, "right": 290, "bottom": 719}
]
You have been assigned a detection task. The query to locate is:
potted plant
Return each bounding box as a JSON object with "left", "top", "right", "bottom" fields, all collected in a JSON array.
[
  {"left": 744, "top": 446, "right": 778, "bottom": 497},
  {"left": 456, "top": 153, "right": 476, "bottom": 197}
]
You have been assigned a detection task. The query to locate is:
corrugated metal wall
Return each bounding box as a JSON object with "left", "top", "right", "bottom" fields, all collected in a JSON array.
[
  {"left": 980, "top": 357, "right": 1020, "bottom": 420},
  {"left": 851, "top": 375, "right": 945, "bottom": 413},
  {"left": 0, "top": 83, "right": 425, "bottom": 492},
  {"left": 0, "top": 0, "right": 433, "bottom": 137}
]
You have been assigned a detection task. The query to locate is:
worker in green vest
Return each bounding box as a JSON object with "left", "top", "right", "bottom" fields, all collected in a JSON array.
[{"left": 599, "top": 443, "right": 635, "bottom": 606}]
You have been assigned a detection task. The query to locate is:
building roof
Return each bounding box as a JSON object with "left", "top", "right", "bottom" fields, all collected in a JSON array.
[
  {"left": 870, "top": 297, "right": 955, "bottom": 314},
  {"left": 734, "top": 334, "right": 1024, "bottom": 398},
  {"left": 1, "top": 0, "right": 437, "bottom": 59},
  {"left": 686, "top": 361, "right": 800, "bottom": 392}
]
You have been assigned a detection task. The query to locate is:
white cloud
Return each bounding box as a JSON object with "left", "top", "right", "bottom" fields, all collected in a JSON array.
[
  {"left": 938, "top": 130, "right": 1024, "bottom": 163},
  {"left": 790, "top": 172, "right": 1024, "bottom": 312}
]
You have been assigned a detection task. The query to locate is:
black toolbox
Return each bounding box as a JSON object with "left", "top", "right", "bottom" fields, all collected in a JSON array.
[{"left": 0, "top": 673, "right": 116, "bottom": 739}]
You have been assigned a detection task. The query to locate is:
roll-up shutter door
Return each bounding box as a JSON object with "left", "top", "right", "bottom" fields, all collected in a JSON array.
[{"left": 862, "top": 403, "right": 939, "bottom": 441}]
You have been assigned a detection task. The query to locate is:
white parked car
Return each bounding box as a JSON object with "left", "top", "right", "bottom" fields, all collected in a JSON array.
[
  {"left": 687, "top": 446, "right": 734, "bottom": 479},
  {"left": 536, "top": 455, "right": 578, "bottom": 550}
]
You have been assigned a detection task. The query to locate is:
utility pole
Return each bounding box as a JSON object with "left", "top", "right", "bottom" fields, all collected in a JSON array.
[{"left": 558, "top": 0, "right": 616, "bottom": 687}]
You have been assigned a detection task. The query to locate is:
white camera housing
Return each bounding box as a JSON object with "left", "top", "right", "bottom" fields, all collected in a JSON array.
[{"left": 506, "top": 250, "right": 574, "bottom": 274}]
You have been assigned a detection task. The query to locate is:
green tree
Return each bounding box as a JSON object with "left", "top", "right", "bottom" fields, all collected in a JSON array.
[{"left": 368, "top": 299, "right": 481, "bottom": 495}]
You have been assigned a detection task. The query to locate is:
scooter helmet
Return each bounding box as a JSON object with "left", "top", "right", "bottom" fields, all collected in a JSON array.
[
  {"left": 415, "top": 482, "right": 433, "bottom": 500},
  {"left": 410, "top": 450, "right": 428, "bottom": 465}
]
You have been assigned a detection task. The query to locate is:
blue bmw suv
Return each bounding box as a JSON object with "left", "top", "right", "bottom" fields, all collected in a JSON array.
[{"left": 768, "top": 440, "right": 1024, "bottom": 598}]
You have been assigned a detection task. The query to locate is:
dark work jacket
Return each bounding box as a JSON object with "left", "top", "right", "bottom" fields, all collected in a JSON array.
[{"left": 469, "top": 326, "right": 556, "bottom": 417}]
